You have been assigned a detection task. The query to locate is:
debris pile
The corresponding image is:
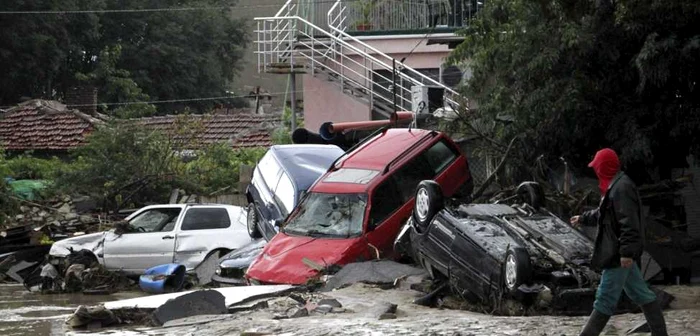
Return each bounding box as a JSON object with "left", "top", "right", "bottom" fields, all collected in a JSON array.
[
  {"left": 1, "top": 195, "right": 106, "bottom": 241},
  {"left": 31, "top": 248, "right": 135, "bottom": 294}
]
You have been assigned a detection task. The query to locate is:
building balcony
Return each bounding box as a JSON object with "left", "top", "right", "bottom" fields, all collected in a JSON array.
[{"left": 300, "top": 0, "right": 484, "bottom": 35}]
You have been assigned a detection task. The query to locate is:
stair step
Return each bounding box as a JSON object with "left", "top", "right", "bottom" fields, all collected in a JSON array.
[{"left": 266, "top": 68, "right": 308, "bottom": 74}]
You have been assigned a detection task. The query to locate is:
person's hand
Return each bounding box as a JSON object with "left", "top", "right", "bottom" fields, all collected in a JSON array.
[
  {"left": 570, "top": 215, "right": 581, "bottom": 228},
  {"left": 621, "top": 257, "right": 634, "bottom": 268}
]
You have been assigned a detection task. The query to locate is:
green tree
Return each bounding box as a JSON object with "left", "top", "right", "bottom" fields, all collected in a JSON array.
[
  {"left": 0, "top": 0, "right": 248, "bottom": 115},
  {"left": 450, "top": 0, "right": 700, "bottom": 183},
  {"left": 99, "top": 0, "right": 249, "bottom": 113},
  {"left": 0, "top": 0, "right": 104, "bottom": 105},
  {"left": 185, "top": 144, "right": 265, "bottom": 194},
  {"left": 55, "top": 121, "right": 191, "bottom": 213},
  {"left": 76, "top": 45, "right": 157, "bottom": 118}
]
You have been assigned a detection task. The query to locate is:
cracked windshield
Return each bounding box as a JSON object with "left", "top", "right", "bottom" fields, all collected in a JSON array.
[{"left": 283, "top": 193, "right": 367, "bottom": 238}]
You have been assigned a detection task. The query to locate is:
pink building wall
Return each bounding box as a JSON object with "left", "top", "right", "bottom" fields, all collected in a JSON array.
[
  {"left": 303, "top": 75, "right": 371, "bottom": 131},
  {"left": 303, "top": 35, "right": 452, "bottom": 131}
]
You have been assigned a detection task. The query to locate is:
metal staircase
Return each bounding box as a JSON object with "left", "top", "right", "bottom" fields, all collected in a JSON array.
[{"left": 255, "top": 0, "right": 462, "bottom": 119}]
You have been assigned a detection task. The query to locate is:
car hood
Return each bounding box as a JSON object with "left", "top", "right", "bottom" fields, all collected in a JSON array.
[
  {"left": 49, "top": 231, "right": 108, "bottom": 257},
  {"left": 246, "top": 233, "right": 364, "bottom": 285},
  {"left": 219, "top": 239, "right": 266, "bottom": 269}
]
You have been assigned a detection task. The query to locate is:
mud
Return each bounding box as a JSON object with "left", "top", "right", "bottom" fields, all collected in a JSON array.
[
  {"left": 0, "top": 284, "right": 145, "bottom": 336},
  {"left": 63, "top": 283, "right": 700, "bottom": 336}
]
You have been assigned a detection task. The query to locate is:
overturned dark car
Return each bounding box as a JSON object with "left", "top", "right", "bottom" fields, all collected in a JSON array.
[{"left": 395, "top": 180, "right": 606, "bottom": 313}]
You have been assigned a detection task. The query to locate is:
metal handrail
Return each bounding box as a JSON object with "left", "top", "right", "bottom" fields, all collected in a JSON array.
[
  {"left": 255, "top": 15, "right": 420, "bottom": 112},
  {"left": 327, "top": 0, "right": 461, "bottom": 108},
  {"left": 256, "top": 0, "right": 466, "bottom": 118}
]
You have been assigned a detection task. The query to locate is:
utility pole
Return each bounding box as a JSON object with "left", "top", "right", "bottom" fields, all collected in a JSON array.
[{"left": 289, "top": 73, "right": 297, "bottom": 131}]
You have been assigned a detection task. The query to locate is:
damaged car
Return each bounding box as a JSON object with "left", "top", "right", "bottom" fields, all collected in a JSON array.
[
  {"left": 49, "top": 204, "right": 252, "bottom": 275},
  {"left": 396, "top": 180, "right": 602, "bottom": 310},
  {"left": 245, "top": 128, "right": 474, "bottom": 285},
  {"left": 246, "top": 144, "right": 345, "bottom": 241}
]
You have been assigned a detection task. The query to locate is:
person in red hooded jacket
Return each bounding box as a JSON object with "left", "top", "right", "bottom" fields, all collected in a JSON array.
[{"left": 570, "top": 148, "right": 667, "bottom": 336}]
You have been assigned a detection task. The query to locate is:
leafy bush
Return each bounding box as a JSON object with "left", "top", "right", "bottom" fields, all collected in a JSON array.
[
  {"left": 185, "top": 144, "right": 265, "bottom": 195},
  {"left": 1, "top": 153, "right": 66, "bottom": 180}
]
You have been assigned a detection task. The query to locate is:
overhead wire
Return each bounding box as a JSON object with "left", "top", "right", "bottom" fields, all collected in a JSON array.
[
  {"left": 0, "top": 89, "right": 315, "bottom": 110},
  {"left": 0, "top": 0, "right": 439, "bottom": 15}
]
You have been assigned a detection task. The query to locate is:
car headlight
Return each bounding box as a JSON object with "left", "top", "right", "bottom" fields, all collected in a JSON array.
[{"left": 215, "top": 267, "right": 221, "bottom": 275}]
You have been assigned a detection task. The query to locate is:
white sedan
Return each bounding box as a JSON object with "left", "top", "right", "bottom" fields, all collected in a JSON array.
[{"left": 49, "top": 204, "right": 253, "bottom": 275}]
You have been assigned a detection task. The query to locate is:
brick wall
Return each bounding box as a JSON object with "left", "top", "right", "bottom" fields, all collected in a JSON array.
[{"left": 64, "top": 85, "right": 98, "bottom": 115}]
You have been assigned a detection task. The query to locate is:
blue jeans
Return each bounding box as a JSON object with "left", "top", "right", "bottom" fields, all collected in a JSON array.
[{"left": 593, "top": 262, "right": 657, "bottom": 316}]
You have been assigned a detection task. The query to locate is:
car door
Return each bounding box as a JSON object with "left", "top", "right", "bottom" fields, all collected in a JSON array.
[
  {"left": 422, "top": 214, "right": 458, "bottom": 276},
  {"left": 174, "top": 206, "right": 251, "bottom": 269},
  {"left": 365, "top": 153, "right": 434, "bottom": 253},
  {"left": 102, "top": 207, "right": 182, "bottom": 274},
  {"left": 448, "top": 217, "right": 504, "bottom": 300},
  {"left": 262, "top": 171, "right": 295, "bottom": 240},
  {"left": 254, "top": 152, "right": 283, "bottom": 235},
  {"left": 365, "top": 177, "right": 407, "bottom": 253}
]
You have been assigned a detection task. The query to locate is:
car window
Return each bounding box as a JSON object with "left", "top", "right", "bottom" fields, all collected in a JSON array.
[
  {"left": 422, "top": 139, "right": 458, "bottom": 174},
  {"left": 257, "top": 152, "right": 282, "bottom": 189},
  {"left": 283, "top": 192, "right": 367, "bottom": 238},
  {"left": 390, "top": 139, "right": 459, "bottom": 202},
  {"left": 181, "top": 208, "right": 231, "bottom": 231},
  {"left": 275, "top": 172, "right": 295, "bottom": 216},
  {"left": 129, "top": 208, "right": 181, "bottom": 233},
  {"left": 393, "top": 156, "right": 434, "bottom": 202},
  {"left": 369, "top": 178, "right": 403, "bottom": 228}
]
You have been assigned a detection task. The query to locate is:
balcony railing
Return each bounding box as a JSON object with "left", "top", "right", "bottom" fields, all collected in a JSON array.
[{"left": 298, "top": 0, "right": 484, "bottom": 34}]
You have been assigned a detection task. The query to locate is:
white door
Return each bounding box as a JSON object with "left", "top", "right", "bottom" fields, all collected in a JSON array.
[
  {"left": 174, "top": 206, "right": 252, "bottom": 270},
  {"left": 103, "top": 207, "right": 182, "bottom": 274}
]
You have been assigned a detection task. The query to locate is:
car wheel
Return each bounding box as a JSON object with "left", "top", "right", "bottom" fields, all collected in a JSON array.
[
  {"left": 503, "top": 248, "right": 532, "bottom": 294},
  {"left": 413, "top": 180, "right": 444, "bottom": 228},
  {"left": 516, "top": 181, "right": 545, "bottom": 210},
  {"left": 246, "top": 203, "right": 262, "bottom": 239}
]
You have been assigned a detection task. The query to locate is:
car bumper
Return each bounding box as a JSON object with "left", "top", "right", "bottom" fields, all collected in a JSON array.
[{"left": 211, "top": 274, "right": 248, "bottom": 285}]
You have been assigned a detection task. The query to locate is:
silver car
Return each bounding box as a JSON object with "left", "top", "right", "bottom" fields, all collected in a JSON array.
[{"left": 49, "top": 204, "right": 252, "bottom": 275}]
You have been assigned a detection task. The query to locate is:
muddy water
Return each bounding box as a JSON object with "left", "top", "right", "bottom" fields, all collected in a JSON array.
[{"left": 0, "top": 284, "right": 144, "bottom": 336}]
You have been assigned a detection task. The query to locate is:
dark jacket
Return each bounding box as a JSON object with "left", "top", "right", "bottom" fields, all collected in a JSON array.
[{"left": 580, "top": 171, "right": 645, "bottom": 270}]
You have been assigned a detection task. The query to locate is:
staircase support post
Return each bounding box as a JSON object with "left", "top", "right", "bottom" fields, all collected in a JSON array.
[{"left": 290, "top": 73, "right": 297, "bottom": 131}]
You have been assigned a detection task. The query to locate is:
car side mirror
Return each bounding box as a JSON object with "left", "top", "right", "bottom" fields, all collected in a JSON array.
[{"left": 274, "top": 219, "right": 284, "bottom": 228}]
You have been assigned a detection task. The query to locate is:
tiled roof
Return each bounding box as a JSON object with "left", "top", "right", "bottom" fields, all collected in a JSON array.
[
  {"left": 0, "top": 100, "right": 104, "bottom": 151},
  {"left": 130, "top": 113, "right": 281, "bottom": 149}
]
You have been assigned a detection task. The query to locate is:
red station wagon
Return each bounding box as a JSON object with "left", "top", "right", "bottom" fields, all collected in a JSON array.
[{"left": 245, "top": 128, "right": 473, "bottom": 284}]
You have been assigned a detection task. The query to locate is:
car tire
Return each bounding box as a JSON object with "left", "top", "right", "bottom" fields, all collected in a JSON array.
[
  {"left": 516, "top": 181, "right": 545, "bottom": 210},
  {"left": 247, "top": 203, "right": 262, "bottom": 239},
  {"left": 413, "top": 180, "right": 444, "bottom": 228},
  {"left": 503, "top": 248, "right": 532, "bottom": 295}
]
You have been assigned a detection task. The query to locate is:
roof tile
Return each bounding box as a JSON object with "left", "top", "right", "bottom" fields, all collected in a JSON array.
[{"left": 0, "top": 100, "right": 99, "bottom": 151}]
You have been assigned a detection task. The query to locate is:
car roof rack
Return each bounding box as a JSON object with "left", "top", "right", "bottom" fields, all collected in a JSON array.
[{"left": 383, "top": 130, "right": 438, "bottom": 174}]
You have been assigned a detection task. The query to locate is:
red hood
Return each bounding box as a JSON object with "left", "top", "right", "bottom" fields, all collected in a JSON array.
[{"left": 246, "top": 233, "right": 365, "bottom": 285}]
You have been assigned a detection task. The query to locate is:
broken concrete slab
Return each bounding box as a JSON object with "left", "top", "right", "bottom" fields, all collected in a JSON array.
[
  {"left": 365, "top": 302, "right": 398, "bottom": 320},
  {"left": 104, "top": 285, "right": 295, "bottom": 310},
  {"left": 153, "top": 290, "right": 227, "bottom": 326},
  {"left": 162, "top": 314, "right": 230, "bottom": 328},
  {"left": 67, "top": 305, "right": 120, "bottom": 329},
  {"left": 194, "top": 250, "right": 220, "bottom": 286},
  {"left": 322, "top": 260, "right": 427, "bottom": 292}
]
